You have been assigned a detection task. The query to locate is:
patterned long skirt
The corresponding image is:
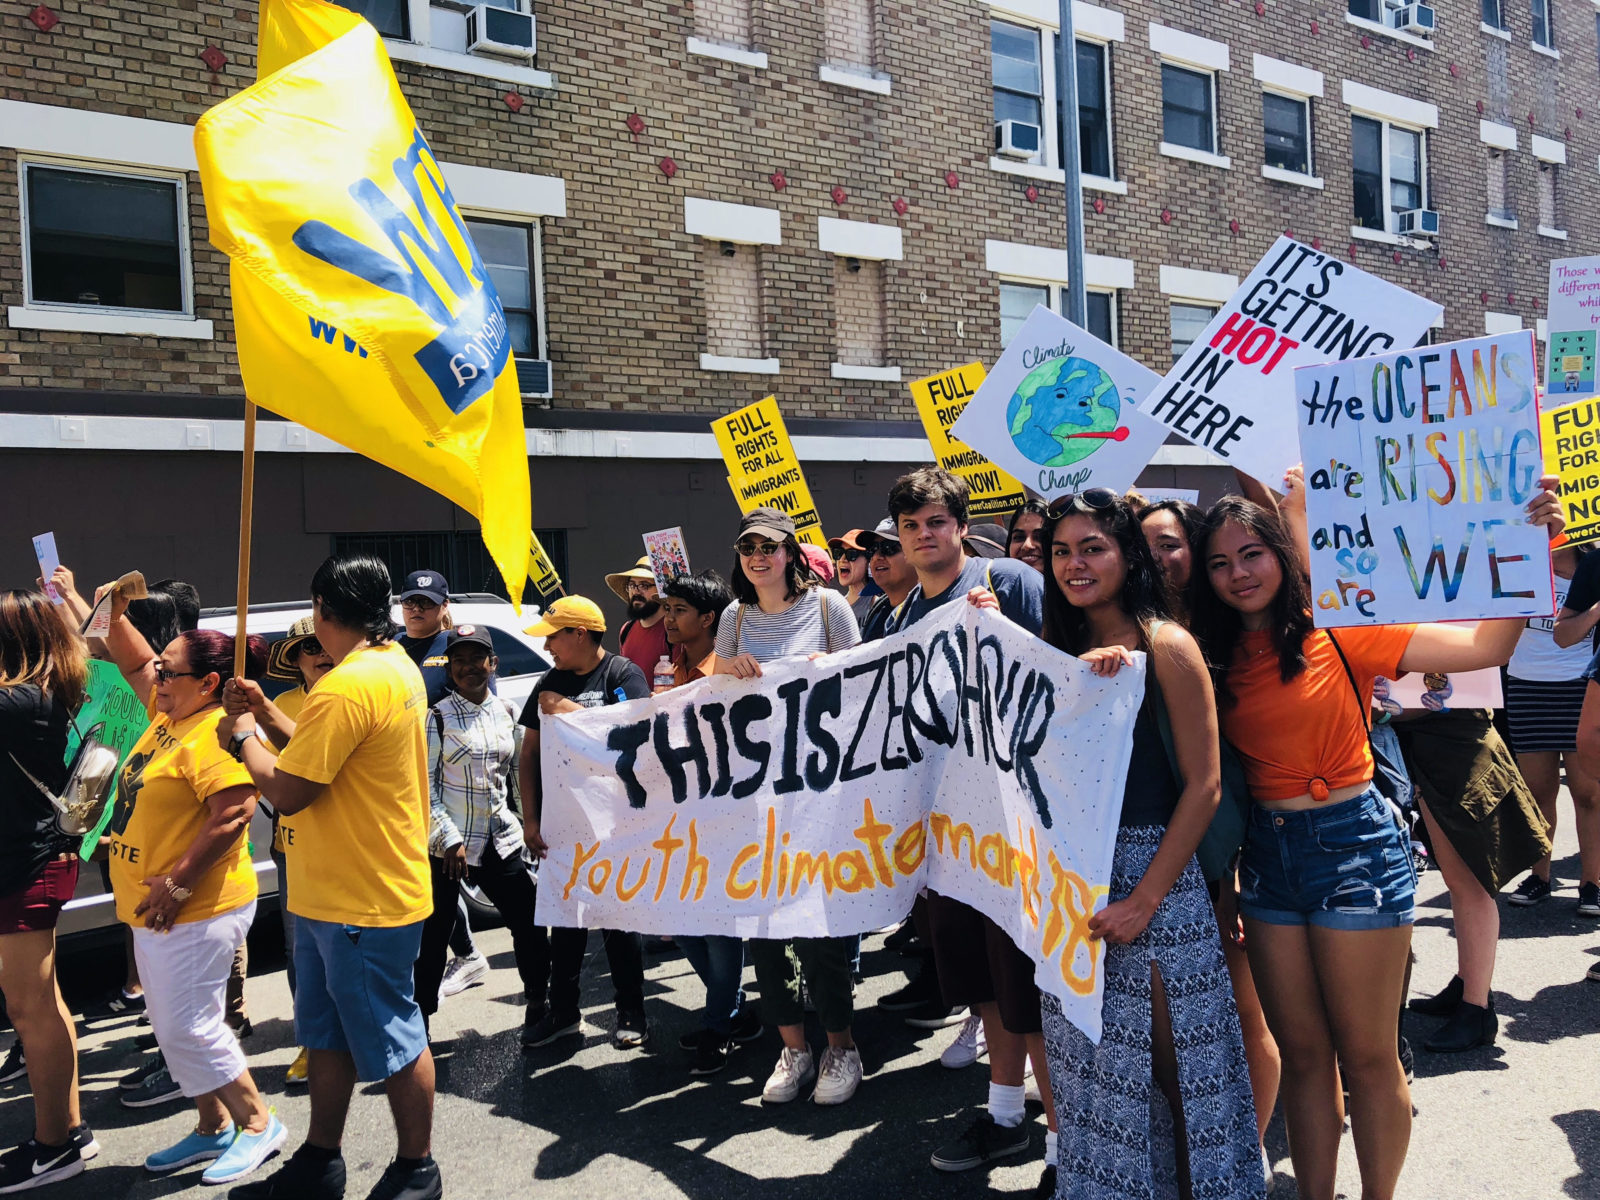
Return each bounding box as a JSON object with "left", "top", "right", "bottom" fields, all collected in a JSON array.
[{"left": 1043, "top": 824, "right": 1264, "bottom": 1200}]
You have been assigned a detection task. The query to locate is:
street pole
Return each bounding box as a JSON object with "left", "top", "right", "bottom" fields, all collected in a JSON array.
[{"left": 1054, "top": 0, "right": 1087, "bottom": 326}]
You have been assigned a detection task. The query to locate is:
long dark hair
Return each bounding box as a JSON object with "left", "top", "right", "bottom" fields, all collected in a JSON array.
[
  {"left": 729, "top": 534, "right": 816, "bottom": 605},
  {"left": 311, "top": 555, "right": 397, "bottom": 643},
  {"left": 1039, "top": 495, "right": 1172, "bottom": 657},
  {"left": 1188, "top": 496, "right": 1314, "bottom": 705}
]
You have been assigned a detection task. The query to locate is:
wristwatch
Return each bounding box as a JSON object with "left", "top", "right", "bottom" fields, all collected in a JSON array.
[
  {"left": 164, "top": 877, "right": 193, "bottom": 902},
  {"left": 228, "top": 726, "right": 261, "bottom": 761}
]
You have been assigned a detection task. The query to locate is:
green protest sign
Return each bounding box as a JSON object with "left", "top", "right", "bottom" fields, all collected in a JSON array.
[{"left": 69, "top": 659, "right": 149, "bottom": 858}]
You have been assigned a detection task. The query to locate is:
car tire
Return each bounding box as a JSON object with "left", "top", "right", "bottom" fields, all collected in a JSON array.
[{"left": 461, "top": 881, "right": 504, "bottom": 931}]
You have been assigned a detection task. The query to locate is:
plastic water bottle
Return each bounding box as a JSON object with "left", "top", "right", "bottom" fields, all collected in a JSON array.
[{"left": 653, "top": 655, "right": 675, "bottom": 692}]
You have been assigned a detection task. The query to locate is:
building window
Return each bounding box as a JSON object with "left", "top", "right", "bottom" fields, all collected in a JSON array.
[
  {"left": 999, "top": 282, "right": 1049, "bottom": 347},
  {"left": 1262, "top": 92, "right": 1311, "bottom": 174},
  {"left": 1532, "top": 0, "right": 1553, "bottom": 48},
  {"left": 992, "top": 20, "right": 1045, "bottom": 148},
  {"left": 1486, "top": 150, "right": 1512, "bottom": 223},
  {"left": 1483, "top": 0, "right": 1505, "bottom": 27},
  {"left": 1170, "top": 302, "right": 1217, "bottom": 363},
  {"left": 1077, "top": 40, "right": 1114, "bottom": 179},
  {"left": 695, "top": 0, "right": 753, "bottom": 47},
  {"left": 1161, "top": 64, "right": 1216, "bottom": 154},
  {"left": 1538, "top": 162, "right": 1558, "bottom": 228},
  {"left": 22, "top": 162, "right": 188, "bottom": 315},
  {"left": 335, "top": 0, "right": 409, "bottom": 38},
  {"left": 834, "top": 257, "right": 887, "bottom": 367},
  {"left": 464, "top": 217, "right": 542, "bottom": 358},
  {"left": 824, "top": 0, "right": 874, "bottom": 70},
  {"left": 999, "top": 281, "right": 1117, "bottom": 349},
  {"left": 1348, "top": 0, "right": 1381, "bottom": 20},
  {"left": 1352, "top": 115, "right": 1426, "bottom": 231},
  {"left": 704, "top": 241, "right": 764, "bottom": 359}
]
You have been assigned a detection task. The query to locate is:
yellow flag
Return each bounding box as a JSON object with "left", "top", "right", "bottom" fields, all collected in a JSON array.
[{"left": 194, "top": 0, "right": 532, "bottom": 604}]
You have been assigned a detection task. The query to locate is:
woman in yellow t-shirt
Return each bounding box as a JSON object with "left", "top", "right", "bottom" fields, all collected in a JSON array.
[{"left": 100, "top": 601, "right": 288, "bottom": 1186}]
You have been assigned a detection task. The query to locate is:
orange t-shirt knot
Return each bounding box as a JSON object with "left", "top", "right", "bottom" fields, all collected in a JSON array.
[{"left": 1308, "top": 778, "right": 1331, "bottom": 802}]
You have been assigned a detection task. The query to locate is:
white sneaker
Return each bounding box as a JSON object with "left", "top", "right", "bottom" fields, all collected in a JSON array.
[
  {"left": 813, "top": 1045, "right": 862, "bottom": 1105},
  {"left": 940, "top": 1012, "right": 987, "bottom": 1069},
  {"left": 440, "top": 952, "right": 489, "bottom": 999},
  {"left": 761, "top": 1046, "right": 815, "bottom": 1103}
]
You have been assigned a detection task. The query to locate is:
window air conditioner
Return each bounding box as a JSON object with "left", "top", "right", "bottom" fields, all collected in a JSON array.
[
  {"left": 516, "top": 357, "right": 553, "bottom": 400},
  {"left": 1395, "top": 3, "right": 1435, "bottom": 32},
  {"left": 994, "top": 120, "right": 1042, "bottom": 160},
  {"left": 1395, "top": 209, "right": 1440, "bottom": 237},
  {"left": 466, "top": 4, "right": 536, "bottom": 59}
]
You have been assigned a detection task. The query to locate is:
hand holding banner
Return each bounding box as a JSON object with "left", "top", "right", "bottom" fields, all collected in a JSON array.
[
  {"left": 713, "top": 396, "right": 826, "bottom": 546},
  {"left": 909, "top": 362, "right": 1027, "bottom": 518}
]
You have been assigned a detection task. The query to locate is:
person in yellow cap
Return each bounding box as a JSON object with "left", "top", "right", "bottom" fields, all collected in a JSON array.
[
  {"left": 514, "top": 597, "right": 651, "bottom": 1050},
  {"left": 604, "top": 556, "right": 669, "bottom": 679}
]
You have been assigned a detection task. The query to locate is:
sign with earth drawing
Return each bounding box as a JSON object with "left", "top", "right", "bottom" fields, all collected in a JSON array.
[{"left": 951, "top": 305, "right": 1169, "bottom": 499}]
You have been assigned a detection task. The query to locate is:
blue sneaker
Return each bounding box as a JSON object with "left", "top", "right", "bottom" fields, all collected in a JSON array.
[
  {"left": 201, "top": 1114, "right": 287, "bottom": 1185},
  {"left": 144, "top": 1127, "right": 234, "bottom": 1173}
]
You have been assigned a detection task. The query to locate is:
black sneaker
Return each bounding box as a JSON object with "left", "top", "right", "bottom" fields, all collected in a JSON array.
[
  {"left": 67, "top": 1123, "right": 99, "bottom": 1162},
  {"left": 365, "top": 1156, "right": 442, "bottom": 1200},
  {"left": 729, "top": 1004, "right": 764, "bottom": 1043},
  {"left": 929, "top": 1112, "right": 1031, "bottom": 1172},
  {"left": 119, "top": 1054, "right": 166, "bottom": 1091},
  {"left": 0, "top": 1042, "right": 24, "bottom": 1086},
  {"left": 883, "top": 921, "right": 921, "bottom": 955},
  {"left": 613, "top": 1009, "right": 648, "bottom": 1049},
  {"left": 689, "top": 1037, "right": 729, "bottom": 1077},
  {"left": 879, "top": 972, "right": 939, "bottom": 1012},
  {"left": 0, "top": 1138, "right": 84, "bottom": 1192},
  {"left": 1399, "top": 1036, "right": 1414, "bottom": 1086},
  {"left": 1578, "top": 881, "right": 1600, "bottom": 917},
  {"left": 228, "top": 1144, "right": 345, "bottom": 1200},
  {"left": 522, "top": 1010, "right": 583, "bottom": 1049},
  {"left": 1508, "top": 874, "right": 1552, "bottom": 906},
  {"left": 1033, "top": 1164, "right": 1057, "bottom": 1198},
  {"left": 120, "top": 1062, "right": 184, "bottom": 1109},
  {"left": 903, "top": 1001, "right": 968, "bottom": 1030},
  {"left": 677, "top": 1028, "right": 713, "bottom": 1052}
]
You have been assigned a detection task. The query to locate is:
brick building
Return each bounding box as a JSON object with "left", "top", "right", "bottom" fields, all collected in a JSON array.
[{"left": 1, "top": 0, "right": 1594, "bottom": 618}]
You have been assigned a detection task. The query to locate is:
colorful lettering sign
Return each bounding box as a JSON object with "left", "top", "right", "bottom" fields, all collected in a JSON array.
[
  {"left": 1144, "top": 237, "right": 1444, "bottom": 486},
  {"left": 536, "top": 600, "right": 1141, "bottom": 1043},
  {"left": 1542, "top": 397, "right": 1600, "bottom": 547},
  {"left": 949, "top": 308, "right": 1168, "bottom": 499},
  {"left": 909, "top": 362, "right": 1028, "bottom": 519},
  {"left": 71, "top": 659, "right": 150, "bottom": 858},
  {"left": 642, "top": 527, "right": 690, "bottom": 590},
  {"left": 1295, "top": 330, "right": 1553, "bottom": 627},
  {"left": 1547, "top": 256, "right": 1600, "bottom": 398},
  {"left": 712, "top": 396, "right": 826, "bottom": 546}
]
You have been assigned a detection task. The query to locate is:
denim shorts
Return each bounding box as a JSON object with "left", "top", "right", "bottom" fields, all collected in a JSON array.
[
  {"left": 293, "top": 916, "right": 428, "bottom": 1082},
  {"left": 1238, "top": 787, "right": 1416, "bottom": 931}
]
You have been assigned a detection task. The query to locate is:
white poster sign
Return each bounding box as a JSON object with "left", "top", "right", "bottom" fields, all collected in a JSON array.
[
  {"left": 950, "top": 306, "right": 1169, "bottom": 498},
  {"left": 536, "top": 600, "right": 1142, "bottom": 1042},
  {"left": 1142, "top": 237, "right": 1444, "bottom": 486},
  {"left": 1295, "top": 331, "right": 1553, "bottom": 628},
  {"left": 1138, "top": 488, "right": 1201, "bottom": 505},
  {"left": 32, "top": 532, "right": 62, "bottom": 604},
  {"left": 1546, "top": 255, "right": 1600, "bottom": 400},
  {"left": 1375, "top": 669, "right": 1503, "bottom": 714}
]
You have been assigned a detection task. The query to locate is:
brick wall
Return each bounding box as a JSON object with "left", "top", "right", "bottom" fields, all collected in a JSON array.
[
  {"left": 833, "top": 255, "right": 886, "bottom": 365},
  {"left": 704, "top": 241, "right": 765, "bottom": 358}
]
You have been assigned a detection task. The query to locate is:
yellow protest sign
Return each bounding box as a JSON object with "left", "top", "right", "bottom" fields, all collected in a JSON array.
[
  {"left": 712, "top": 396, "right": 826, "bottom": 546},
  {"left": 528, "top": 530, "right": 564, "bottom": 598},
  {"left": 1543, "top": 398, "right": 1600, "bottom": 546},
  {"left": 910, "top": 362, "right": 1027, "bottom": 520}
]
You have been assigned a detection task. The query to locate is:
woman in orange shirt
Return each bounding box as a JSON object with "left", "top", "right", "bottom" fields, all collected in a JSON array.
[{"left": 1189, "top": 492, "right": 1560, "bottom": 1200}]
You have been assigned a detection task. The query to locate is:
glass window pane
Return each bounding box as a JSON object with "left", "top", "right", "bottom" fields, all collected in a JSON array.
[
  {"left": 1352, "top": 116, "right": 1383, "bottom": 174},
  {"left": 505, "top": 312, "right": 535, "bottom": 357},
  {"left": 991, "top": 21, "right": 1043, "bottom": 95},
  {"left": 335, "top": 0, "right": 408, "bottom": 38},
  {"left": 1348, "top": 0, "right": 1381, "bottom": 18},
  {"left": 995, "top": 89, "right": 1043, "bottom": 131},
  {"left": 26, "top": 166, "right": 183, "bottom": 311},
  {"left": 1086, "top": 291, "right": 1114, "bottom": 347},
  {"left": 1161, "top": 65, "right": 1212, "bottom": 151},
  {"left": 1170, "top": 303, "right": 1216, "bottom": 364},
  {"left": 1532, "top": 0, "right": 1551, "bottom": 46},
  {"left": 1388, "top": 127, "right": 1422, "bottom": 212},
  {"left": 1483, "top": 0, "right": 1502, "bottom": 27},
  {"left": 1263, "top": 94, "right": 1308, "bottom": 173},
  {"left": 1076, "top": 40, "right": 1112, "bottom": 177},
  {"left": 1000, "top": 282, "right": 1049, "bottom": 348}
]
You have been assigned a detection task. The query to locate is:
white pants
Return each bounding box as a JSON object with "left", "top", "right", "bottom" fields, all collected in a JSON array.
[{"left": 132, "top": 902, "right": 255, "bottom": 1098}]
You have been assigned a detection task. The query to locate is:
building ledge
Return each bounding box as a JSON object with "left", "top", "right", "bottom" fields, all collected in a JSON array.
[
  {"left": 1350, "top": 224, "right": 1426, "bottom": 249},
  {"left": 383, "top": 40, "right": 555, "bottom": 89},
  {"left": 699, "top": 354, "right": 780, "bottom": 374},
  {"left": 1160, "top": 142, "right": 1231, "bottom": 170},
  {"left": 1485, "top": 213, "right": 1519, "bottom": 229},
  {"left": 1538, "top": 225, "right": 1570, "bottom": 240},
  {"left": 831, "top": 363, "right": 901, "bottom": 381},
  {"left": 1344, "top": 12, "right": 1433, "bottom": 51},
  {"left": 7, "top": 306, "right": 214, "bottom": 339},
  {"left": 1532, "top": 42, "right": 1561, "bottom": 59},
  {"left": 1261, "top": 164, "right": 1323, "bottom": 189},
  {"left": 818, "top": 63, "right": 891, "bottom": 94},
  {"left": 1480, "top": 21, "right": 1511, "bottom": 40},
  {"left": 988, "top": 159, "right": 1127, "bottom": 193},
  {"left": 686, "top": 37, "right": 768, "bottom": 69}
]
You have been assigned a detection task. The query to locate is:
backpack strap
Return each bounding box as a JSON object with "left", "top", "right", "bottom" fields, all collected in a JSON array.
[
  {"left": 1325, "top": 631, "right": 1371, "bottom": 734},
  {"left": 734, "top": 604, "right": 745, "bottom": 655},
  {"left": 819, "top": 590, "right": 833, "bottom": 650}
]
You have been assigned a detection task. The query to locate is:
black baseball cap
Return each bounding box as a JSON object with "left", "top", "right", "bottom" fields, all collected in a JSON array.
[
  {"left": 400, "top": 569, "right": 449, "bottom": 604},
  {"left": 738, "top": 507, "right": 796, "bottom": 541},
  {"left": 445, "top": 624, "right": 495, "bottom": 655}
]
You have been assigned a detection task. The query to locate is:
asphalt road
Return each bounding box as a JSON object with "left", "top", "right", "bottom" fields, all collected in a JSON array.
[{"left": 3, "top": 813, "right": 1597, "bottom": 1200}]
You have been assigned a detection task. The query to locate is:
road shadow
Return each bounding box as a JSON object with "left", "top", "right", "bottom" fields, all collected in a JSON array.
[
  {"left": 1500, "top": 978, "right": 1600, "bottom": 1045},
  {"left": 1552, "top": 1109, "right": 1600, "bottom": 1199}
]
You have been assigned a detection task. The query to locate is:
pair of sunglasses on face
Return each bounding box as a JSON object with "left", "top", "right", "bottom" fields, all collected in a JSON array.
[
  {"left": 1045, "top": 487, "right": 1118, "bottom": 520},
  {"left": 735, "top": 539, "right": 784, "bottom": 558}
]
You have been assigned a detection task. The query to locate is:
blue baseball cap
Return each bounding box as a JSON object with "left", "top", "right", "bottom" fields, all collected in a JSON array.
[{"left": 400, "top": 569, "right": 449, "bottom": 604}]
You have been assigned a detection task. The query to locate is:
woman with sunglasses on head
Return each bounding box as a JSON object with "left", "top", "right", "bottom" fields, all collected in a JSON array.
[
  {"left": 1187, "top": 483, "right": 1561, "bottom": 1200},
  {"left": 715, "top": 507, "right": 863, "bottom": 1106},
  {"left": 991, "top": 490, "right": 1260, "bottom": 1200},
  {"left": 1005, "top": 499, "right": 1051, "bottom": 574},
  {"left": 0, "top": 590, "right": 95, "bottom": 1191},
  {"left": 97, "top": 592, "right": 287, "bottom": 1186},
  {"left": 220, "top": 616, "right": 335, "bottom": 1087}
]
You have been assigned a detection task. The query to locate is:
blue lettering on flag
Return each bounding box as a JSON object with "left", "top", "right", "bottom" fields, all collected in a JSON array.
[{"left": 290, "top": 130, "right": 508, "bottom": 414}]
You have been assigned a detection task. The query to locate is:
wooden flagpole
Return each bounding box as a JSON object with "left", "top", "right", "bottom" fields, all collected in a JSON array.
[{"left": 234, "top": 400, "right": 257, "bottom": 676}]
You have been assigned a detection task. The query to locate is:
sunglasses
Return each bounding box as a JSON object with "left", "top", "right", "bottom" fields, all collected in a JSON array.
[
  {"left": 837, "top": 549, "right": 867, "bottom": 563},
  {"left": 735, "top": 540, "right": 783, "bottom": 558},
  {"left": 1045, "top": 488, "right": 1119, "bottom": 520},
  {"left": 296, "top": 637, "right": 324, "bottom": 657},
  {"left": 153, "top": 666, "right": 206, "bottom": 684},
  {"left": 866, "top": 541, "right": 902, "bottom": 558},
  {"left": 401, "top": 596, "right": 440, "bottom": 611}
]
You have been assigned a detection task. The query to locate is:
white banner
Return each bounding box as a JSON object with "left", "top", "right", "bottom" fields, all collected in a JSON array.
[
  {"left": 950, "top": 305, "right": 1169, "bottom": 499},
  {"left": 1547, "top": 255, "right": 1600, "bottom": 400},
  {"left": 535, "top": 601, "right": 1143, "bottom": 1042},
  {"left": 1141, "top": 237, "right": 1443, "bottom": 485},
  {"left": 1295, "top": 330, "right": 1553, "bottom": 627}
]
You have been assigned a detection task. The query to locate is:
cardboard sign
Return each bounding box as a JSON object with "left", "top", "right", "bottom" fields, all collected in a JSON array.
[
  {"left": 909, "top": 362, "right": 1028, "bottom": 519},
  {"left": 1143, "top": 237, "right": 1444, "bottom": 485},
  {"left": 537, "top": 599, "right": 1140, "bottom": 1044},
  {"left": 712, "top": 396, "right": 826, "bottom": 546},
  {"left": 81, "top": 572, "right": 147, "bottom": 638},
  {"left": 950, "top": 307, "right": 1169, "bottom": 498},
  {"left": 70, "top": 659, "right": 151, "bottom": 857},
  {"left": 1295, "top": 331, "right": 1553, "bottom": 627},
  {"left": 1547, "top": 256, "right": 1600, "bottom": 398},
  {"left": 528, "top": 530, "right": 563, "bottom": 598},
  {"left": 1543, "top": 398, "right": 1600, "bottom": 546},
  {"left": 32, "top": 532, "right": 62, "bottom": 604},
  {"left": 642, "top": 527, "right": 690, "bottom": 590}
]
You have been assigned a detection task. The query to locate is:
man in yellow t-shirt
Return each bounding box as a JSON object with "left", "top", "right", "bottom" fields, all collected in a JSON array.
[{"left": 220, "top": 555, "right": 439, "bottom": 1200}]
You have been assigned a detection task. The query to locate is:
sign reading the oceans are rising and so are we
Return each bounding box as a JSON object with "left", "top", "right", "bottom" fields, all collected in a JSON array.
[
  {"left": 909, "top": 362, "right": 1028, "bottom": 519},
  {"left": 1546, "top": 254, "right": 1600, "bottom": 399},
  {"left": 537, "top": 600, "right": 1142, "bottom": 1043},
  {"left": 1295, "top": 330, "right": 1553, "bottom": 628},
  {"left": 1144, "top": 237, "right": 1444, "bottom": 487},
  {"left": 950, "top": 306, "right": 1168, "bottom": 499},
  {"left": 713, "top": 396, "right": 826, "bottom": 547}
]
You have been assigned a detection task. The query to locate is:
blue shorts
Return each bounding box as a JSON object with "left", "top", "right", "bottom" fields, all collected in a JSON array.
[
  {"left": 293, "top": 916, "right": 428, "bottom": 1083},
  {"left": 1238, "top": 788, "right": 1416, "bottom": 931}
]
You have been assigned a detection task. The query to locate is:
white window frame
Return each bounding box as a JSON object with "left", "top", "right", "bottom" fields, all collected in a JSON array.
[
  {"left": 11, "top": 154, "right": 213, "bottom": 339},
  {"left": 1344, "top": 82, "right": 1437, "bottom": 245},
  {"left": 1150, "top": 27, "right": 1232, "bottom": 170},
  {"left": 1344, "top": 1, "right": 1435, "bottom": 50},
  {"left": 1254, "top": 54, "right": 1322, "bottom": 188},
  {"left": 460, "top": 212, "right": 549, "bottom": 362},
  {"left": 986, "top": 3, "right": 1128, "bottom": 194},
  {"left": 998, "top": 279, "right": 1121, "bottom": 348},
  {"left": 1531, "top": 0, "right": 1558, "bottom": 53},
  {"left": 1349, "top": 116, "right": 1430, "bottom": 243},
  {"left": 379, "top": 0, "right": 555, "bottom": 89}
]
